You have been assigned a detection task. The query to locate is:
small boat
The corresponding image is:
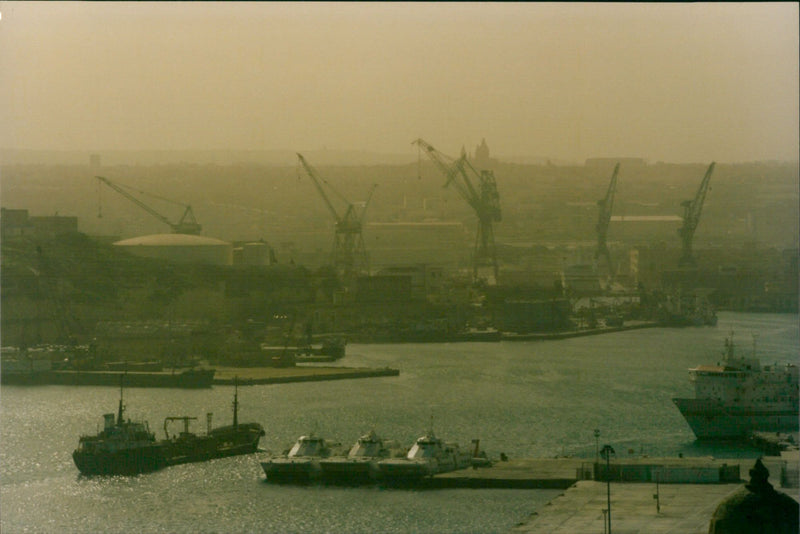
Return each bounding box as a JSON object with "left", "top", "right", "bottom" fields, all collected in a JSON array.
[
  {"left": 377, "top": 429, "right": 472, "bottom": 481},
  {"left": 318, "top": 430, "right": 400, "bottom": 484},
  {"left": 261, "top": 434, "right": 335, "bottom": 483}
]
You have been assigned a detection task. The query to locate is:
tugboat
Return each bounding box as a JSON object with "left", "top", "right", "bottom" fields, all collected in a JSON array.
[
  {"left": 673, "top": 333, "right": 799, "bottom": 439},
  {"left": 318, "top": 430, "right": 400, "bottom": 484},
  {"left": 72, "top": 377, "right": 167, "bottom": 475},
  {"left": 73, "top": 377, "right": 265, "bottom": 475},
  {"left": 260, "top": 434, "right": 336, "bottom": 483},
  {"left": 377, "top": 428, "right": 472, "bottom": 482}
]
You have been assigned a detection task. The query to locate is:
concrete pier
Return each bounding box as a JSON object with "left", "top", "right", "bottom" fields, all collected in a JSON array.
[
  {"left": 428, "top": 456, "right": 799, "bottom": 532},
  {"left": 509, "top": 480, "right": 744, "bottom": 533}
]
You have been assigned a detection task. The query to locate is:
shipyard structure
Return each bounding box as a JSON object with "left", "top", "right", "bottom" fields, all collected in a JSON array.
[{"left": 1, "top": 154, "right": 798, "bottom": 369}]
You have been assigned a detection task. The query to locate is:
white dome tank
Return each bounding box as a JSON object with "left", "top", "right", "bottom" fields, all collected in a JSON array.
[{"left": 113, "top": 233, "right": 233, "bottom": 266}]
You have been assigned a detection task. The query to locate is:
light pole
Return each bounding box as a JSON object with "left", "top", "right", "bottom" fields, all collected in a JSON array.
[{"left": 601, "top": 444, "right": 615, "bottom": 534}]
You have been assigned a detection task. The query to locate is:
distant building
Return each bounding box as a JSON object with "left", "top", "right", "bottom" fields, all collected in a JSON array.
[
  {"left": 585, "top": 157, "right": 647, "bottom": 171},
  {"left": 472, "top": 138, "right": 497, "bottom": 169},
  {"left": 1, "top": 208, "right": 78, "bottom": 238},
  {"left": 365, "top": 221, "right": 467, "bottom": 268},
  {"left": 29, "top": 215, "right": 79, "bottom": 237},
  {"left": 1, "top": 208, "right": 32, "bottom": 237},
  {"left": 232, "top": 241, "right": 277, "bottom": 266},
  {"left": 494, "top": 298, "right": 573, "bottom": 333},
  {"left": 94, "top": 320, "right": 213, "bottom": 363}
]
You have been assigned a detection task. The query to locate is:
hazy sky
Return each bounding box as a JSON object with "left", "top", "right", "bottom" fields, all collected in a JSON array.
[{"left": 1, "top": 2, "right": 797, "bottom": 163}]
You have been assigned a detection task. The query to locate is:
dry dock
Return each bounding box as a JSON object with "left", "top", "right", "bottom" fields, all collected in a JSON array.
[{"left": 212, "top": 365, "right": 399, "bottom": 385}]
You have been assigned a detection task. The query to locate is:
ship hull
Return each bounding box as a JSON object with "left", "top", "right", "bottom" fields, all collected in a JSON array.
[
  {"left": 74, "top": 425, "right": 264, "bottom": 475},
  {"left": 164, "top": 424, "right": 265, "bottom": 466},
  {"left": 73, "top": 444, "right": 167, "bottom": 476},
  {"left": 318, "top": 458, "right": 380, "bottom": 484},
  {"left": 672, "top": 397, "right": 799, "bottom": 439},
  {"left": 261, "top": 458, "right": 321, "bottom": 483}
]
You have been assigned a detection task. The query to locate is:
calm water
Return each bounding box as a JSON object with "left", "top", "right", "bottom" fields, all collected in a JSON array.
[{"left": 2, "top": 312, "right": 797, "bottom": 533}]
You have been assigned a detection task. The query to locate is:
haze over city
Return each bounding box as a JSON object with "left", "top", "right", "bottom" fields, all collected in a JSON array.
[{"left": 1, "top": 2, "right": 798, "bottom": 164}]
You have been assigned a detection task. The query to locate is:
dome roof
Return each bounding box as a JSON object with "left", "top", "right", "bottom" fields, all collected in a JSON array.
[{"left": 113, "top": 234, "right": 230, "bottom": 247}]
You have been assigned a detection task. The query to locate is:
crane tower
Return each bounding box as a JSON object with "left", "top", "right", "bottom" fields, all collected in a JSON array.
[
  {"left": 677, "top": 162, "right": 715, "bottom": 268},
  {"left": 413, "top": 139, "right": 501, "bottom": 281},
  {"left": 296, "top": 154, "right": 376, "bottom": 279},
  {"left": 96, "top": 176, "right": 202, "bottom": 235},
  {"left": 595, "top": 162, "right": 620, "bottom": 278}
]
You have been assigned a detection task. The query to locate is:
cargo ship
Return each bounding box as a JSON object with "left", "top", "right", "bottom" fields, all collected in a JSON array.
[
  {"left": 672, "top": 334, "right": 799, "bottom": 439},
  {"left": 73, "top": 377, "right": 264, "bottom": 475}
]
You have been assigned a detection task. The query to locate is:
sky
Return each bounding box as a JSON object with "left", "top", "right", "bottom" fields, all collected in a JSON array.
[{"left": 0, "top": 2, "right": 798, "bottom": 163}]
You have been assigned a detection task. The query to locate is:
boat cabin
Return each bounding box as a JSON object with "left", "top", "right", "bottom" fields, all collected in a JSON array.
[
  {"left": 348, "top": 431, "right": 385, "bottom": 458},
  {"left": 288, "top": 435, "right": 330, "bottom": 458},
  {"left": 407, "top": 433, "right": 442, "bottom": 460}
]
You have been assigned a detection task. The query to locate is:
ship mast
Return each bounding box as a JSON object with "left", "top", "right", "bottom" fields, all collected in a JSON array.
[
  {"left": 116, "top": 374, "right": 125, "bottom": 426},
  {"left": 232, "top": 377, "right": 239, "bottom": 429}
]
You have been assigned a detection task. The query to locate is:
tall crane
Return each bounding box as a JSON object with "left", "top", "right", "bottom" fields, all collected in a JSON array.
[
  {"left": 677, "top": 162, "right": 715, "bottom": 268},
  {"left": 296, "top": 154, "right": 376, "bottom": 279},
  {"left": 595, "top": 162, "right": 620, "bottom": 277},
  {"left": 413, "top": 139, "right": 501, "bottom": 281},
  {"left": 95, "top": 176, "right": 202, "bottom": 235}
]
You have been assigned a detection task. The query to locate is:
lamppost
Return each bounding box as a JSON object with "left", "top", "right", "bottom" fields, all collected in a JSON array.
[{"left": 601, "top": 444, "right": 616, "bottom": 534}]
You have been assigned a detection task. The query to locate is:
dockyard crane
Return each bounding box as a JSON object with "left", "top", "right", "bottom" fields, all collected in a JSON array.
[
  {"left": 95, "top": 176, "right": 202, "bottom": 235},
  {"left": 413, "top": 138, "right": 501, "bottom": 281},
  {"left": 595, "top": 162, "right": 620, "bottom": 277},
  {"left": 296, "top": 154, "right": 376, "bottom": 279},
  {"left": 677, "top": 162, "right": 715, "bottom": 268}
]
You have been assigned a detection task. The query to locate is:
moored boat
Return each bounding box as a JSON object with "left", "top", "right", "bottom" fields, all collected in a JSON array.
[
  {"left": 672, "top": 333, "right": 799, "bottom": 439},
  {"left": 72, "top": 378, "right": 167, "bottom": 476},
  {"left": 318, "top": 430, "right": 399, "bottom": 484},
  {"left": 161, "top": 380, "right": 265, "bottom": 465},
  {"left": 377, "top": 429, "right": 471, "bottom": 482},
  {"left": 73, "top": 377, "right": 264, "bottom": 475},
  {"left": 261, "top": 434, "right": 336, "bottom": 483}
]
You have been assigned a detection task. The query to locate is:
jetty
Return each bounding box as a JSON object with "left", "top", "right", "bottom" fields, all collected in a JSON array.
[{"left": 428, "top": 456, "right": 798, "bottom": 533}]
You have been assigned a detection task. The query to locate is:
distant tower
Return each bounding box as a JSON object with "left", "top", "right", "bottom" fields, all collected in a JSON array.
[{"left": 474, "top": 139, "right": 491, "bottom": 168}]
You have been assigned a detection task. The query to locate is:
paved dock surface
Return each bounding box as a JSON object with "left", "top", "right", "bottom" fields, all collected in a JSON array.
[
  {"left": 509, "top": 481, "right": 744, "bottom": 533},
  {"left": 502, "top": 455, "right": 799, "bottom": 533},
  {"left": 434, "top": 458, "right": 586, "bottom": 488}
]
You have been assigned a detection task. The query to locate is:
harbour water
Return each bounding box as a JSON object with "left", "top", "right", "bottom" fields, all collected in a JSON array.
[{"left": 1, "top": 312, "right": 797, "bottom": 533}]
